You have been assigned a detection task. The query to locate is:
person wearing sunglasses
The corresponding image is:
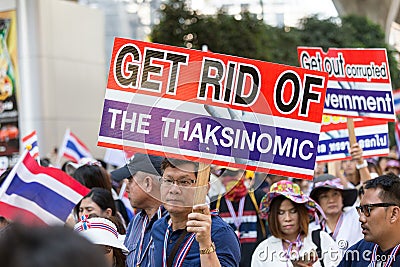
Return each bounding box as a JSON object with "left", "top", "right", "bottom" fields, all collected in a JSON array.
[{"left": 338, "top": 173, "right": 400, "bottom": 266}]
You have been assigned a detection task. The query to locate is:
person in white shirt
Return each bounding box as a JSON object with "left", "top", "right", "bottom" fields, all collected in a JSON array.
[
  {"left": 252, "top": 180, "right": 340, "bottom": 267},
  {"left": 309, "top": 174, "right": 363, "bottom": 252}
]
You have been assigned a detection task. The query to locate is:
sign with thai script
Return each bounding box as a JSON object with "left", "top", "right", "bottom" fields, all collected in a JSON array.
[
  {"left": 98, "top": 39, "right": 328, "bottom": 179},
  {"left": 298, "top": 47, "right": 395, "bottom": 121},
  {"left": 317, "top": 115, "right": 388, "bottom": 162}
]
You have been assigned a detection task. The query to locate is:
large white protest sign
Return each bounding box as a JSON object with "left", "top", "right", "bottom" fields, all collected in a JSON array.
[
  {"left": 298, "top": 47, "right": 395, "bottom": 121},
  {"left": 98, "top": 39, "right": 328, "bottom": 179}
]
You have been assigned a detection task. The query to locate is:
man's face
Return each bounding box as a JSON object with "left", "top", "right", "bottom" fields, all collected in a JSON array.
[
  {"left": 125, "top": 172, "right": 147, "bottom": 209},
  {"left": 359, "top": 188, "right": 391, "bottom": 244},
  {"left": 220, "top": 169, "right": 243, "bottom": 187},
  {"left": 160, "top": 163, "right": 197, "bottom": 214}
]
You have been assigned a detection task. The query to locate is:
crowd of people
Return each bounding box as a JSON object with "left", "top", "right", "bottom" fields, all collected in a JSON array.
[{"left": 0, "top": 143, "right": 400, "bottom": 267}]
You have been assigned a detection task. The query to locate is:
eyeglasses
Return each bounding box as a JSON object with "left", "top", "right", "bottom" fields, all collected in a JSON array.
[
  {"left": 356, "top": 203, "right": 398, "bottom": 217},
  {"left": 96, "top": 245, "right": 112, "bottom": 254},
  {"left": 160, "top": 177, "right": 196, "bottom": 187}
]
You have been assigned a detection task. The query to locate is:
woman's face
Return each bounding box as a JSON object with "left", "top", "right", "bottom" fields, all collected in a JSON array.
[
  {"left": 97, "top": 245, "right": 114, "bottom": 267},
  {"left": 105, "top": 247, "right": 114, "bottom": 267},
  {"left": 317, "top": 189, "right": 343, "bottom": 216},
  {"left": 278, "top": 199, "right": 300, "bottom": 240},
  {"left": 79, "top": 197, "right": 110, "bottom": 218}
]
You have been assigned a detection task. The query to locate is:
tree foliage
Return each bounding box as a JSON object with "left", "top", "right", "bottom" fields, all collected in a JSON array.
[
  {"left": 150, "top": 1, "right": 399, "bottom": 88},
  {"left": 150, "top": 1, "right": 400, "bottom": 146}
]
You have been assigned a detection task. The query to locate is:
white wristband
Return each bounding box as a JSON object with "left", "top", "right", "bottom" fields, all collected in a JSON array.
[{"left": 356, "top": 160, "right": 368, "bottom": 170}]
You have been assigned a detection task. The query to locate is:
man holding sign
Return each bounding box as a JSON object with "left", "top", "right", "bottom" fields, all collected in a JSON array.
[{"left": 151, "top": 158, "right": 241, "bottom": 267}]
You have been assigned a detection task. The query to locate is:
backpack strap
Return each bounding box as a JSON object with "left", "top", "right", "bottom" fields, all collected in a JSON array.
[
  {"left": 248, "top": 189, "right": 267, "bottom": 238},
  {"left": 311, "top": 229, "right": 325, "bottom": 267}
]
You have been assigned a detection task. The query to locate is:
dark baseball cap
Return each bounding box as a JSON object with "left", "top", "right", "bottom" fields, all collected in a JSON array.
[{"left": 110, "top": 153, "right": 164, "bottom": 181}]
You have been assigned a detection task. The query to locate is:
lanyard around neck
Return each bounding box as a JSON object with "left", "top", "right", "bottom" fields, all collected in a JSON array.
[
  {"left": 225, "top": 196, "right": 246, "bottom": 231},
  {"left": 162, "top": 219, "right": 196, "bottom": 267},
  {"left": 136, "top": 207, "right": 164, "bottom": 266},
  {"left": 370, "top": 244, "right": 400, "bottom": 267}
]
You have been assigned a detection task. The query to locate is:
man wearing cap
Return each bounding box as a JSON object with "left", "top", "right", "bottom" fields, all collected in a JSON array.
[
  {"left": 152, "top": 158, "right": 241, "bottom": 266},
  {"left": 111, "top": 153, "right": 167, "bottom": 267},
  {"left": 309, "top": 174, "right": 363, "bottom": 252},
  {"left": 210, "top": 167, "right": 267, "bottom": 267},
  {"left": 339, "top": 173, "right": 400, "bottom": 266}
]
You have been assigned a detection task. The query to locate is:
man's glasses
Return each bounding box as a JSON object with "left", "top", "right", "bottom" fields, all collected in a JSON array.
[
  {"left": 356, "top": 203, "right": 398, "bottom": 217},
  {"left": 160, "top": 177, "right": 196, "bottom": 187}
]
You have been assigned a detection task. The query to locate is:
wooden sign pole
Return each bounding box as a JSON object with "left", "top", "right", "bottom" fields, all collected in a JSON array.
[
  {"left": 346, "top": 118, "right": 357, "bottom": 146},
  {"left": 193, "top": 162, "right": 210, "bottom": 206}
]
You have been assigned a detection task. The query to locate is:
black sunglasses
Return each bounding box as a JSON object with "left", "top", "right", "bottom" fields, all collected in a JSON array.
[{"left": 356, "top": 203, "right": 398, "bottom": 217}]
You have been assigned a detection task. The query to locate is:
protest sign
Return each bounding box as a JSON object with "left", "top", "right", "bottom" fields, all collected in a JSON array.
[
  {"left": 317, "top": 115, "right": 389, "bottom": 162},
  {"left": 98, "top": 39, "right": 328, "bottom": 179},
  {"left": 298, "top": 47, "right": 395, "bottom": 121}
]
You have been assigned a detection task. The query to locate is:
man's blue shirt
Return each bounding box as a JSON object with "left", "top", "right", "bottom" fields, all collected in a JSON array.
[
  {"left": 124, "top": 207, "right": 167, "bottom": 267},
  {"left": 151, "top": 214, "right": 241, "bottom": 267},
  {"left": 339, "top": 239, "right": 400, "bottom": 267}
]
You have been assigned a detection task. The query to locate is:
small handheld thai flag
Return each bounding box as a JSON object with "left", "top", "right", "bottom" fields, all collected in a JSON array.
[
  {"left": 58, "top": 129, "right": 92, "bottom": 163},
  {"left": 393, "top": 89, "right": 400, "bottom": 115},
  {"left": 22, "top": 130, "right": 40, "bottom": 160},
  {"left": 0, "top": 150, "right": 90, "bottom": 225},
  {"left": 395, "top": 119, "right": 400, "bottom": 158}
]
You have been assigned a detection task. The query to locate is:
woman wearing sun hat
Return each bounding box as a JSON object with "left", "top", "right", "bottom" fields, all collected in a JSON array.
[
  {"left": 309, "top": 174, "right": 363, "bottom": 252},
  {"left": 251, "top": 180, "right": 339, "bottom": 267},
  {"left": 74, "top": 217, "right": 128, "bottom": 267}
]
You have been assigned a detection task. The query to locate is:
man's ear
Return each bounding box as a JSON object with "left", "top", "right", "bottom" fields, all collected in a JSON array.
[
  {"left": 144, "top": 176, "right": 153, "bottom": 193},
  {"left": 390, "top": 206, "right": 400, "bottom": 223}
]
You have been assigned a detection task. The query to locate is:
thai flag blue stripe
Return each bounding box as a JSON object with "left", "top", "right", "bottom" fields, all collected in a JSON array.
[
  {"left": 5, "top": 173, "right": 75, "bottom": 220},
  {"left": 66, "top": 140, "right": 85, "bottom": 159}
]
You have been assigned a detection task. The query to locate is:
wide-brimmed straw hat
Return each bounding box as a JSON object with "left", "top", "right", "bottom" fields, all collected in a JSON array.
[
  {"left": 259, "top": 180, "right": 324, "bottom": 220},
  {"left": 74, "top": 217, "right": 128, "bottom": 253},
  {"left": 310, "top": 174, "right": 358, "bottom": 207}
]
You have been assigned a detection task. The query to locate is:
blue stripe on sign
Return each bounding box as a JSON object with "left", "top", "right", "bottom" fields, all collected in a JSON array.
[
  {"left": 100, "top": 99, "right": 320, "bottom": 170},
  {"left": 325, "top": 88, "right": 393, "bottom": 115},
  {"left": 31, "top": 141, "right": 38, "bottom": 147},
  {"left": 5, "top": 173, "right": 75, "bottom": 220},
  {"left": 66, "top": 140, "right": 85, "bottom": 158}
]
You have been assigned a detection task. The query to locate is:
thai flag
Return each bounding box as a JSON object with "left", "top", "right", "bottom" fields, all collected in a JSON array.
[
  {"left": 395, "top": 120, "right": 400, "bottom": 158},
  {"left": 0, "top": 150, "right": 90, "bottom": 225},
  {"left": 58, "top": 129, "right": 92, "bottom": 163},
  {"left": 393, "top": 90, "right": 400, "bottom": 115},
  {"left": 22, "top": 130, "right": 40, "bottom": 160}
]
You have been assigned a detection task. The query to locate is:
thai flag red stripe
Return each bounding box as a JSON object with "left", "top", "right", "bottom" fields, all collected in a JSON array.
[
  {"left": 22, "top": 130, "right": 36, "bottom": 142},
  {"left": 0, "top": 202, "right": 46, "bottom": 226},
  {"left": 22, "top": 154, "right": 89, "bottom": 196}
]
